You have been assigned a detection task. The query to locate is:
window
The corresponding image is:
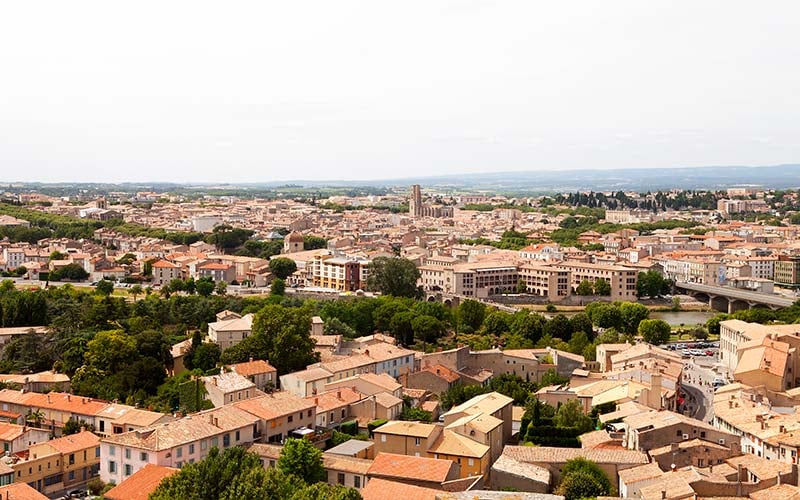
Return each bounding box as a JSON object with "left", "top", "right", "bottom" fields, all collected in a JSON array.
[
  {"left": 69, "top": 454, "right": 75, "bottom": 465},
  {"left": 99, "top": 421, "right": 105, "bottom": 433},
  {"left": 140, "top": 452, "right": 148, "bottom": 461},
  {"left": 414, "top": 437, "right": 421, "bottom": 446},
  {"left": 307, "top": 410, "right": 312, "bottom": 418},
  {"left": 354, "top": 476, "right": 361, "bottom": 488},
  {"left": 176, "top": 447, "right": 183, "bottom": 458},
  {"left": 124, "top": 464, "right": 133, "bottom": 476},
  {"left": 68, "top": 470, "right": 75, "bottom": 481},
  {"left": 108, "top": 461, "right": 116, "bottom": 473},
  {"left": 109, "top": 446, "right": 116, "bottom": 457},
  {"left": 189, "top": 444, "right": 195, "bottom": 454},
  {"left": 211, "top": 437, "right": 218, "bottom": 448},
  {"left": 201, "top": 440, "right": 207, "bottom": 451},
  {"left": 235, "top": 431, "right": 240, "bottom": 441},
  {"left": 96, "top": 447, "right": 100, "bottom": 458},
  {"left": 223, "top": 434, "right": 231, "bottom": 447},
  {"left": 288, "top": 415, "right": 293, "bottom": 423},
  {"left": 125, "top": 449, "right": 131, "bottom": 459},
  {"left": 337, "top": 473, "right": 345, "bottom": 485},
  {"left": 380, "top": 435, "right": 386, "bottom": 443},
  {"left": 468, "top": 458, "right": 474, "bottom": 466}
]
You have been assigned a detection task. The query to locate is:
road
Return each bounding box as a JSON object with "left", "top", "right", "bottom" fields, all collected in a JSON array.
[{"left": 680, "top": 354, "right": 718, "bottom": 424}]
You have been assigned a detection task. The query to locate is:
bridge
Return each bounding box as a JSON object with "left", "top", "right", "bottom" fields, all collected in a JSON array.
[{"left": 675, "top": 281, "right": 795, "bottom": 313}]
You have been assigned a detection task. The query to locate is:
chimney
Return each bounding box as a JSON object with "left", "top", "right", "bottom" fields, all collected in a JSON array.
[
  {"left": 671, "top": 463, "right": 677, "bottom": 472},
  {"left": 337, "top": 390, "right": 341, "bottom": 399},
  {"left": 314, "top": 398, "right": 319, "bottom": 405},
  {"left": 780, "top": 425, "right": 786, "bottom": 433},
  {"left": 212, "top": 377, "right": 217, "bottom": 386},
  {"left": 249, "top": 356, "right": 253, "bottom": 363},
  {"left": 760, "top": 420, "right": 766, "bottom": 430},
  {"left": 364, "top": 349, "right": 370, "bottom": 357},
  {"left": 47, "top": 394, "right": 51, "bottom": 403},
  {"left": 67, "top": 395, "right": 71, "bottom": 402},
  {"left": 661, "top": 489, "right": 666, "bottom": 500}
]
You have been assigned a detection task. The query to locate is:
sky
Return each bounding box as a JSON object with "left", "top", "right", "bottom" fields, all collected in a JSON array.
[{"left": 1, "top": 1, "right": 799, "bottom": 183}]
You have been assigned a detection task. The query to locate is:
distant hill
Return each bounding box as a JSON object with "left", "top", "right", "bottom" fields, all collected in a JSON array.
[{"left": 255, "top": 164, "right": 800, "bottom": 193}]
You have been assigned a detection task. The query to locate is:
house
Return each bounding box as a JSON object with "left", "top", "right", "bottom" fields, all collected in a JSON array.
[
  {"left": 367, "top": 452, "right": 460, "bottom": 489},
  {"left": 103, "top": 464, "right": 179, "bottom": 500},
  {"left": 233, "top": 391, "right": 316, "bottom": 445},
  {"left": 197, "top": 262, "right": 236, "bottom": 283},
  {"left": 250, "top": 442, "right": 372, "bottom": 490},
  {"left": 0, "top": 483, "right": 48, "bottom": 500},
  {"left": 406, "top": 364, "right": 461, "bottom": 395},
  {"left": 326, "top": 373, "right": 403, "bottom": 399},
  {"left": 373, "top": 421, "right": 442, "bottom": 458},
  {"left": 442, "top": 392, "right": 514, "bottom": 445},
  {"left": 305, "top": 387, "right": 364, "bottom": 429},
  {"left": 150, "top": 260, "right": 182, "bottom": 286},
  {"left": 0, "top": 422, "right": 50, "bottom": 454},
  {"left": 0, "top": 371, "right": 71, "bottom": 393},
  {"left": 230, "top": 359, "right": 277, "bottom": 391},
  {"left": 202, "top": 372, "right": 258, "bottom": 407},
  {"left": 428, "top": 430, "right": 490, "bottom": 480},
  {"left": 280, "top": 367, "right": 334, "bottom": 398},
  {"left": 207, "top": 312, "right": 254, "bottom": 350}
]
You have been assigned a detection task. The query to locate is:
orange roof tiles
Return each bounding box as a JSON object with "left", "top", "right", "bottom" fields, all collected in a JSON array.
[
  {"left": 367, "top": 452, "right": 455, "bottom": 484},
  {"left": 45, "top": 430, "right": 100, "bottom": 455},
  {"left": 0, "top": 483, "right": 49, "bottom": 500},
  {"left": 231, "top": 359, "right": 276, "bottom": 376},
  {"left": 104, "top": 464, "right": 179, "bottom": 500},
  {"left": 361, "top": 478, "right": 440, "bottom": 500}
]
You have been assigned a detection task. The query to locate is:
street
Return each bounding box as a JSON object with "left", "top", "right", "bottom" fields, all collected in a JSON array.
[{"left": 680, "top": 354, "right": 718, "bottom": 424}]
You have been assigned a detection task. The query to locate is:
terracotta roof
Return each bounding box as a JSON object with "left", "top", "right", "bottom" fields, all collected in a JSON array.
[
  {"left": 368, "top": 452, "right": 455, "bottom": 483},
  {"left": 234, "top": 391, "right": 316, "bottom": 420},
  {"left": 0, "top": 483, "right": 49, "bottom": 500},
  {"left": 373, "top": 421, "right": 438, "bottom": 439},
  {"left": 104, "top": 464, "right": 179, "bottom": 500},
  {"left": 361, "top": 478, "right": 440, "bottom": 500},
  {"left": 429, "top": 430, "right": 489, "bottom": 459},
  {"left": 151, "top": 259, "right": 180, "bottom": 269},
  {"left": 45, "top": 431, "right": 100, "bottom": 454},
  {"left": 231, "top": 359, "right": 277, "bottom": 377},
  {"left": 421, "top": 364, "right": 460, "bottom": 383}
]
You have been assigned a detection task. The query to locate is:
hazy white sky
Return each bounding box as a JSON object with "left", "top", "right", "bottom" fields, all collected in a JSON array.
[{"left": 1, "top": 1, "right": 799, "bottom": 183}]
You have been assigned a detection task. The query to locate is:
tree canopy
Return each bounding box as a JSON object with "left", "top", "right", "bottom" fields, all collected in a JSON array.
[{"left": 365, "top": 257, "right": 420, "bottom": 298}]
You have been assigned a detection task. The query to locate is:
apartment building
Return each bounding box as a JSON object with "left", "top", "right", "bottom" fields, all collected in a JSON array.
[
  {"left": 624, "top": 410, "right": 736, "bottom": 453},
  {"left": 305, "top": 387, "right": 364, "bottom": 429},
  {"left": 0, "top": 423, "right": 50, "bottom": 454},
  {"left": 554, "top": 261, "right": 638, "bottom": 300},
  {"left": 311, "top": 253, "right": 370, "bottom": 292},
  {"left": 100, "top": 405, "right": 259, "bottom": 484},
  {"left": 451, "top": 262, "right": 519, "bottom": 298},
  {"left": 518, "top": 243, "right": 563, "bottom": 262},
  {"left": 775, "top": 255, "right": 800, "bottom": 287},
  {"left": 518, "top": 263, "right": 570, "bottom": 301}
]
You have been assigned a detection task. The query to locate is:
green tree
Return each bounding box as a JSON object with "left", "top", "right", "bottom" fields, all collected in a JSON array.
[
  {"left": 557, "top": 457, "right": 613, "bottom": 499},
  {"left": 271, "top": 278, "right": 286, "bottom": 296},
  {"left": 389, "top": 311, "right": 415, "bottom": 346},
  {"left": 638, "top": 319, "right": 672, "bottom": 345},
  {"left": 568, "top": 313, "right": 594, "bottom": 339},
  {"left": 706, "top": 314, "right": 728, "bottom": 336},
  {"left": 49, "top": 250, "right": 66, "bottom": 261},
  {"left": 481, "top": 311, "right": 511, "bottom": 336},
  {"left": 303, "top": 235, "right": 327, "bottom": 250},
  {"left": 277, "top": 438, "right": 325, "bottom": 484},
  {"left": 51, "top": 263, "right": 89, "bottom": 281},
  {"left": 95, "top": 279, "right": 114, "bottom": 296},
  {"left": 129, "top": 284, "right": 143, "bottom": 301},
  {"left": 554, "top": 399, "right": 594, "bottom": 433},
  {"left": 195, "top": 277, "right": 215, "bottom": 297},
  {"left": 543, "top": 314, "right": 572, "bottom": 340},
  {"left": 586, "top": 302, "right": 623, "bottom": 330},
  {"left": 575, "top": 280, "right": 594, "bottom": 296},
  {"left": 269, "top": 257, "right": 298, "bottom": 280},
  {"left": 510, "top": 312, "right": 546, "bottom": 343},
  {"left": 220, "top": 304, "right": 318, "bottom": 374},
  {"left": 215, "top": 281, "right": 227, "bottom": 295},
  {"left": 557, "top": 469, "right": 610, "bottom": 500},
  {"left": 365, "top": 257, "right": 420, "bottom": 298},
  {"left": 457, "top": 299, "right": 486, "bottom": 332},
  {"left": 637, "top": 270, "right": 671, "bottom": 298},
  {"left": 411, "top": 315, "right": 446, "bottom": 343},
  {"left": 593, "top": 278, "right": 611, "bottom": 296},
  {"left": 192, "top": 343, "right": 221, "bottom": 371},
  {"left": 516, "top": 278, "right": 527, "bottom": 294},
  {"left": 619, "top": 302, "right": 649, "bottom": 334}
]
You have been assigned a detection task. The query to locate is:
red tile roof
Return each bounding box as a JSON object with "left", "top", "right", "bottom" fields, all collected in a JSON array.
[
  {"left": 104, "top": 464, "right": 179, "bottom": 500},
  {"left": 361, "top": 478, "right": 439, "bottom": 500},
  {"left": 367, "top": 452, "right": 455, "bottom": 484}
]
